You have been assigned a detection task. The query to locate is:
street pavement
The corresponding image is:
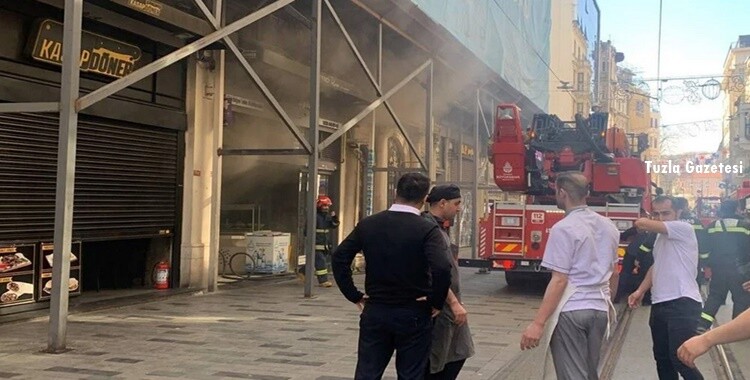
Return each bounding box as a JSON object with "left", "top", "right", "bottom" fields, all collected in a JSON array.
[{"left": 0, "top": 268, "right": 547, "bottom": 379}]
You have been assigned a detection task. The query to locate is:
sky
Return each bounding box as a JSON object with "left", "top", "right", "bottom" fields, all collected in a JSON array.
[{"left": 597, "top": 0, "right": 750, "bottom": 155}]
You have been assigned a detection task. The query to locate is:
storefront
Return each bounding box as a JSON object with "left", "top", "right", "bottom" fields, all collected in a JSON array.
[{"left": 0, "top": 1, "right": 191, "bottom": 313}]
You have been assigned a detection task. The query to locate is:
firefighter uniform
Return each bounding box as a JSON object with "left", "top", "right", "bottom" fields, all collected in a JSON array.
[
  {"left": 681, "top": 214, "right": 710, "bottom": 286},
  {"left": 300, "top": 196, "right": 339, "bottom": 287},
  {"left": 615, "top": 229, "right": 655, "bottom": 305},
  {"left": 696, "top": 213, "right": 750, "bottom": 332}
]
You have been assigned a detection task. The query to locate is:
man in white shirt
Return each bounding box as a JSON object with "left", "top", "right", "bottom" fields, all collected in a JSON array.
[
  {"left": 629, "top": 196, "right": 704, "bottom": 380},
  {"left": 520, "top": 172, "right": 620, "bottom": 380}
]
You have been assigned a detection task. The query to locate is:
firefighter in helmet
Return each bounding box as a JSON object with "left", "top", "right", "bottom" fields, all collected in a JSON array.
[
  {"left": 299, "top": 195, "right": 339, "bottom": 287},
  {"left": 696, "top": 199, "right": 750, "bottom": 333}
]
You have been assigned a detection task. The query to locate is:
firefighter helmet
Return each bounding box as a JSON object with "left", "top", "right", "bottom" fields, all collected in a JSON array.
[{"left": 317, "top": 195, "right": 333, "bottom": 208}]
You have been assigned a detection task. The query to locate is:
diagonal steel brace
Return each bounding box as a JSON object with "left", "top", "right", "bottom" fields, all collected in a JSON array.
[
  {"left": 318, "top": 59, "right": 431, "bottom": 168},
  {"left": 322, "top": 0, "right": 429, "bottom": 170},
  {"left": 192, "top": 0, "right": 312, "bottom": 154},
  {"left": 76, "top": 0, "right": 295, "bottom": 113}
]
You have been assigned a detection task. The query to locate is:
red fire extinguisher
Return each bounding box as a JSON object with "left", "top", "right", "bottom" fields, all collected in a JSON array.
[{"left": 154, "top": 261, "right": 170, "bottom": 290}]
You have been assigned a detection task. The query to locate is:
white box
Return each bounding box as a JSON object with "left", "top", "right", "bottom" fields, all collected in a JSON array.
[{"left": 245, "top": 231, "right": 290, "bottom": 274}]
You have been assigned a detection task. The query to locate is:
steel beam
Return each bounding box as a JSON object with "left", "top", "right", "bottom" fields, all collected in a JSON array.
[
  {"left": 472, "top": 88, "right": 480, "bottom": 260},
  {"left": 324, "top": 0, "right": 426, "bottom": 170},
  {"left": 304, "top": 0, "right": 322, "bottom": 298},
  {"left": 48, "top": 0, "right": 83, "bottom": 353},
  {"left": 319, "top": 59, "right": 431, "bottom": 151},
  {"left": 205, "top": 0, "right": 226, "bottom": 294},
  {"left": 477, "top": 92, "right": 492, "bottom": 138},
  {"left": 77, "top": 0, "right": 294, "bottom": 112},
  {"left": 426, "top": 62, "right": 434, "bottom": 180},
  {"left": 219, "top": 148, "right": 308, "bottom": 156},
  {"left": 0, "top": 102, "right": 59, "bottom": 113},
  {"left": 191, "top": 0, "right": 312, "bottom": 153}
]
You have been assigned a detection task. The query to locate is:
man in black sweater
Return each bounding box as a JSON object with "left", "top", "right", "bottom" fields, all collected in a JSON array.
[{"left": 332, "top": 172, "right": 453, "bottom": 380}]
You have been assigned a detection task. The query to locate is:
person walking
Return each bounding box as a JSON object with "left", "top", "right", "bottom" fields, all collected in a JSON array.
[
  {"left": 519, "top": 172, "right": 620, "bottom": 380},
  {"left": 298, "top": 195, "right": 339, "bottom": 287},
  {"left": 332, "top": 172, "right": 453, "bottom": 380},
  {"left": 615, "top": 229, "right": 655, "bottom": 305},
  {"left": 422, "top": 184, "right": 475, "bottom": 380},
  {"left": 628, "top": 195, "right": 705, "bottom": 380},
  {"left": 695, "top": 199, "right": 750, "bottom": 333}
]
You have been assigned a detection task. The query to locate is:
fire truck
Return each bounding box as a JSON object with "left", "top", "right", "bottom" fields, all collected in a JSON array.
[
  {"left": 729, "top": 180, "right": 750, "bottom": 215},
  {"left": 462, "top": 104, "right": 654, "bottom": 286},
  {"left": 695, "top": 196, "right": 721, "bottom": 226}
]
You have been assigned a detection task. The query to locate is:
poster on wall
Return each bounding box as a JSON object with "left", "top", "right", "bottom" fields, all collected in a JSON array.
[
  {"left": 36, "top": 241, "right": 82, "bottom": 301},
  {"left": 0, "top": 244, "right": 36, "bottom": 308}
]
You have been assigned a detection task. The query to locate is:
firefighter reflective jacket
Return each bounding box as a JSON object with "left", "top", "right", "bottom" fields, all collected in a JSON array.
[
  {"left": 705, "top": 215, "right": 750, "bottom": 276},
  {"left": 315, "top": 211, "right": 339, "bottom": 252},
  {"left": 682, "top": 215, "right": 709, "bottom": 263}
]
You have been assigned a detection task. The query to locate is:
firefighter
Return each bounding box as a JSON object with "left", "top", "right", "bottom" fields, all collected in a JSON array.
[
  {"left": 615, "top": 227, "right": 655, "bottom": 305},
  {"left": 696, "top": 199, "right": 750, "bottom": 334},
  {"left": 674, "top": 197, "right": 710, "bottom": 287},
  {"left": 299, "top": 195, "right": 339, "bottom": 287}
]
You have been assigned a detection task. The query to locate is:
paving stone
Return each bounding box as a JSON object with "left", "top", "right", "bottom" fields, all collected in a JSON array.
[
  {"left": 44, "top": 366, "right": 121, "bottom": 377},
  {"left": 273, "top": 351, "right": 306, "bottom": 357},
  {"left": 0, "top": 268, "right": 550, "bottom": 379},
  {"left": 104, "top": 358, "right": 142, "bottom": 364},
  {"left": 147, "top": 338, "right": 206, "bottom": 346},
  {"left": 260, "top": 343, "right": 292, "bottom": 349},
  {"left": 298, "top": 337, "right": 329, "bottom": 342},
  {"left": 145, "top": 370, "right": 185, "bottom": 377}
]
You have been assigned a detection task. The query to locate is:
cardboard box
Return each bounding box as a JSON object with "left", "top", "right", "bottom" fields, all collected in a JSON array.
[{"left": 245, "top": 231, "right": 290, "bottom": 274}]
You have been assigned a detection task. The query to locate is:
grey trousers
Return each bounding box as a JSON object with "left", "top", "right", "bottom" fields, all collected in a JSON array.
[{"left": 549, "top": 309, "right": 608, "bottom": 380}]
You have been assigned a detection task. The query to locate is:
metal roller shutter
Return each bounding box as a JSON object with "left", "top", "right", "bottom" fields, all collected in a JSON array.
[{"left": 0, "top": 113, "right": 179, "bottom": 242}]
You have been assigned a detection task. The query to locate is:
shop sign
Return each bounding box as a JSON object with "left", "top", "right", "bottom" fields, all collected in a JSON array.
[
  {"left": 126, "top": 0, "right": 164, "bottom": 17},
  {"left": 28, "top": 19, "right": 142, "bottom": 79}
]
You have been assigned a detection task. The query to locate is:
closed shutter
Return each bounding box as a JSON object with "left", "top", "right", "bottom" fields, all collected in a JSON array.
[{"left": 0, "top": 113, "right": 179, "bottom": 242}]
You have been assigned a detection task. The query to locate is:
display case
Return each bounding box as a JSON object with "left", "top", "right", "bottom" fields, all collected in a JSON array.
[{"left": 220, "top": 203, "right": 264, "bottom": 234}]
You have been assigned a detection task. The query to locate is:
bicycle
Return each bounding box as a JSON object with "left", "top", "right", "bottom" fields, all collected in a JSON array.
[{"left": 218, "top": 249, "right": 259, "bottom": 280}]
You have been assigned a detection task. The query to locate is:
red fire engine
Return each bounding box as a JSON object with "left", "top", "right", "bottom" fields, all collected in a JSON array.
[
  {"left": 729, "top": 180, "right": 750, "bottom": 215},
  {"left": 463, "top": 104, "right": 654, "bottom": 286},
  {"left": 695, "top": 196, "right": 721, "bottom": 227}
]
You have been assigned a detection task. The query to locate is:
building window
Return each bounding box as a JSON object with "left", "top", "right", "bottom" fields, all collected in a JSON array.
[
  {"left": 745, "top": 118, "right": 750, "bottom": 139},
  {"left": 577, "top": 73, "right": 584, "bottom": 92}
]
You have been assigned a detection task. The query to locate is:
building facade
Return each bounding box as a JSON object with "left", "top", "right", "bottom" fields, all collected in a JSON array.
[
  {"left": 722, "top": 35, "right": 750, "bottom": 190},
  {"left": 548, "top": 0, "right": 598, "bottom": 120},
  {"left": 0, "top": 0, "right": 554, "bottom": 314}
]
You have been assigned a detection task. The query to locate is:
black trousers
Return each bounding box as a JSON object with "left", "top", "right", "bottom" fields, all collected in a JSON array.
[
  {"left": 703, "top": 268, "right": 750, "bottom": 319},
  {"left": 424, "top": 359, "right": 466, "bottom": 380},
  {"left": 299, "top": 250, "right": 329, "bottom": 283},
  {"left": 650, "top": 298, "right": 704, "bottom": 380},
  {"left": 355, "top": 303, "right": 433, "bottom": 380}
]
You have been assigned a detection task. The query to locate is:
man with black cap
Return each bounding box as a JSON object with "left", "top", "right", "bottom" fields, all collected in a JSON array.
[{"left": 422, "top": 184, "right": 475, "bottom": 380}]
